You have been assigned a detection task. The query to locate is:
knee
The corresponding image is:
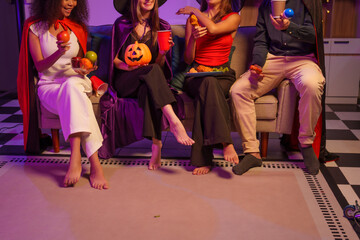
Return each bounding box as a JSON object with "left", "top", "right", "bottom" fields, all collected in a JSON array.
[
  {"left": 299, "top": 74, "right": 325, "bottom": 99},
  {"left": 149, "top": 63, "right": 162, "bottom": 74},
  {"left": 200, "top": 77, "right": 220, "bottom": 91},
  {"left": 230, "top": 78, "right": 251, "bottom": 100},
  {"left": 60, "top": 77, "right": 85, "bottom": 96},
  {"left": 61, "top": 77, "right": 81, "bottom": 90}
]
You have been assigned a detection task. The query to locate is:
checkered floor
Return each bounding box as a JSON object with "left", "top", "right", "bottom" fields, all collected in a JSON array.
[
  {"left": 0, "top": 91, "right": 359, "bottom": 210},
  {"left": 323, "top": 104, "right": 360, "bottom": 208}
]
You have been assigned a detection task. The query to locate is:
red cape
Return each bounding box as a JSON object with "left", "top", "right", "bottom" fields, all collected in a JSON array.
[{"left": 17, "top": 17, "right": 88, "bottom": 153}]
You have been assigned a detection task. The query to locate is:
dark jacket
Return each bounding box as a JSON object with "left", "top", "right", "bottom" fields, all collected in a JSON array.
[{"left": 253, "top": 0, "right": 325, "bottom": 76}]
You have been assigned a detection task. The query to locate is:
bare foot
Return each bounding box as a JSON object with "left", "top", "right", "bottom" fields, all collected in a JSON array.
[
  {"left": 88, "top": 152, "right": 109, "bottom": 190},
  {"left": 223, "top": 143, "right": 239, "bottom": 164},
  {"left": 63, "top": 161, "right": 82, "bottom": 187},
  {"left": 90, "top": 166, "right": 109, "bottom": 190},
  {"left": 169, "top": 120, "right": 195, "bottom": 146},
  {"left": 192, "top": 166, "right": 211, "bottom": 175},
  {"left": 149, "top": 140, "right": 162, "bottom": 170}
]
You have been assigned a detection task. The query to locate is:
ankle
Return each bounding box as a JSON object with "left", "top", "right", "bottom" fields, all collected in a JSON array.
[
  {"left": 300, "top": 144, "right": 312, "bottom": 149},
  {"left": 90, "top": 163, "right": 104, "bottom": 174},
  {"left": 152, "top": 139, "right": 162, "bottom": 147},
  {"left": 222, "top": 142, "right": 231, "bottom": 147},
  {"left": 248, "top": 152, "right": 261, "bottom": 159}
]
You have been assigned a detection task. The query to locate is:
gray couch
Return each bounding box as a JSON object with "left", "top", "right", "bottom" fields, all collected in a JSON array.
[{"left": 39, "top": 24, "right": 297, "bottom": 158}]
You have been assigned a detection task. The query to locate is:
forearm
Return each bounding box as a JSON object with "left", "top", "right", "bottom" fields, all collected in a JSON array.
[
  {"left": 252, "top": 45, "right": 268, "bottom": 68},
  {"left": 28, "top": 30, "right": 68, "bottom": 73},
  {"left": 252, "top": 27, "right": 269, "bottom": 67},
  {"left": 251, "top": 7, "right": 269, "bottom": 68},
  {"left": 34, "top": 50, "right": 64, "bottom": 73},
  {"left": 191, "top": 8, "right": 217, "bottom": 33},
  {"left": 155, "top": 53, "right": 166, "bottom": 67},
  {"left": 113, "top": 57, "right": 129, "bottom": 70},
  {"left": 184, "top": 35, "right": 196, "bottom": 65},
  {"left": 284, "top": 22, "right": 316, "bottom": 44},
  {"left": 191, "top": 8, "right": 239, "bottom": 35}
]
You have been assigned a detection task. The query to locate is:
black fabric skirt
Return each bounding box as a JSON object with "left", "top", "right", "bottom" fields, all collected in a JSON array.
[
  {"left": 184, "top": 62, "right": 236, "bottom": 166},
  {"left": 113, "top": 64, "right": 176, "bottom": 140}
]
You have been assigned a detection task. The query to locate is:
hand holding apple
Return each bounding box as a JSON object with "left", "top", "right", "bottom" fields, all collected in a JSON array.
[
  {"left": 56, "top": 31, "right": 71, "bottom": 55},
  {"left": 249, "top": 64, "right": 264, "bottom": 81},
  {"left": 250, "top": 65, "right": 262, "bottom": 74}
]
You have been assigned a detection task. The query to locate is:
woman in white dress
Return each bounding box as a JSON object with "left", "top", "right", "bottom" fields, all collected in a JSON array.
[{"left": 26, "top": 0, "right": 109, "bottom": 189}]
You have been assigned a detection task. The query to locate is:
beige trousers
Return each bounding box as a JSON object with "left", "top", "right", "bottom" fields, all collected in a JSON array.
[{"left": 230, "top": 53, "right": 325, "bottom": 153}]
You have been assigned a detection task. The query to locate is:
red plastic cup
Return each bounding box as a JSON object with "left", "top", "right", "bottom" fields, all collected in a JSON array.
[
  {"left": 90, "top": 76, "right": 108, "bottom": 96},
  {"left": 157, "top": 30, "right": 171, "bottom": 51}
]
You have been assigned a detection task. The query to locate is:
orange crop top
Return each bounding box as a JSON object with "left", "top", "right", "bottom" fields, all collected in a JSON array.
[{"left": 195, "top": 12, "right": 238, "bottom": 66}]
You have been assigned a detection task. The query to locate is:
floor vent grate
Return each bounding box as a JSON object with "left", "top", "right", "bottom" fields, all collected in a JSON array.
[
  {"left": 8, "top": 157, "right": 304, "bottom": 169},
  {"left": 305, "top": 173, "right": 349, "bottom": 240},
  {"left": 0, "top": 161, "right": 7, "bottom": 169}
]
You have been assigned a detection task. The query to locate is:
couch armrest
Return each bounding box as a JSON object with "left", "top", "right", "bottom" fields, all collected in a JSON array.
[{"left": 275, "top": 80, "right": 298, "bottom": 134}]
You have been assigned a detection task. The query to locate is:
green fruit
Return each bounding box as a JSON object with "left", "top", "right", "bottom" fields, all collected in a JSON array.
[{"left": 85, "top": 51, "right": 97, "bottom": 64}]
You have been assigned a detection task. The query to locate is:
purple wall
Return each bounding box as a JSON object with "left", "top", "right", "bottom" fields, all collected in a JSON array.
[{"left": 24, "top": 0, "right": 199, "bottom": 26}]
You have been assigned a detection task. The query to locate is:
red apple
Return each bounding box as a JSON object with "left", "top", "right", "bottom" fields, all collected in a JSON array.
[
  {"left": 57, "top": 31, "right": 70, "bottom": 43},
  {"left": 71, "top": 57, "right": 82, "bottom": 68}
]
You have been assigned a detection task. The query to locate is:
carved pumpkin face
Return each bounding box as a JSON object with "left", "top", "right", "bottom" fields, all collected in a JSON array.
[{"left": 124, "top": 41, "right": 152, "bottom": 66}]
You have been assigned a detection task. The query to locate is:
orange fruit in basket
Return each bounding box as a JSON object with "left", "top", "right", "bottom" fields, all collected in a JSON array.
[{"left": 80, "top": 58, "right": 93, "bottom": 69}]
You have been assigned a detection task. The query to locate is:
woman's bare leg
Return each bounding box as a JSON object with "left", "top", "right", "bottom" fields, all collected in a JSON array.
[
  {"left": 63, "top": 133, "right": 82, "bottom": 187},
  {"left": 149, "top": 138, "right": 162, "bottom": 170},
  {"left": 162, "top": 104, "right": 195, "bottom": 146}
]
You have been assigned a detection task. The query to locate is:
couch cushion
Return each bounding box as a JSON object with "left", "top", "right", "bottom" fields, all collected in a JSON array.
[
  {"left": 254, "top": 95, "right": 278, "bottom": 120},
  {"left": 39, "top": 104, "right": 61, "bottom": 129},
  {"left": 230, "top": 27, "right": 256, "bottom": 78},
  {"left": 87, "top": 25, "right": 113, "bottom": 83},
  {"left": 171, "top": 35, "right": 191, "bottom": 91}
]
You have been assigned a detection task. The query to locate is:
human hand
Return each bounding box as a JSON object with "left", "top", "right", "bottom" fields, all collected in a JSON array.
[
  {"left": 192, "top": 26, "right": 207, "bottom": 39},
  {"left": 270, "top": 14, "right": 290, "bottom": 31},
  {"left": 74, "top": 65, "right": 98, "bottom": 76},
  {"left": 176, "top": 6, "right": 197, "bottom": 15},
  {"left": 126, "top": 64, "right": 146, "bottom": 71},
  {"left": 56, "top": 40, "right": 70, "bottom": 55},
  {"left": 249, "top": 65, "right": 264, "bottom": 81}
]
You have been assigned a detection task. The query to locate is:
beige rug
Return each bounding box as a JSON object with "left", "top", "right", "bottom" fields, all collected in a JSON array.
[{"left": 0, "top": 155, "right": 357, "bottom": 240}]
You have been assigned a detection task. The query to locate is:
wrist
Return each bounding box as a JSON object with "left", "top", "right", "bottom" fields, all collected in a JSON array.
[
  {"left": 56, "top": 49, "right": 65, "bottom": 56},
  {"left": 193, "top": 8, "right": 200, "bottom": 16}
]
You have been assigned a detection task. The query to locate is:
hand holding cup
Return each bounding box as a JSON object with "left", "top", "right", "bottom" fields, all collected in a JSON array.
[{"left": 157, "top": 30, "right": 172, "bottom": 52}]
